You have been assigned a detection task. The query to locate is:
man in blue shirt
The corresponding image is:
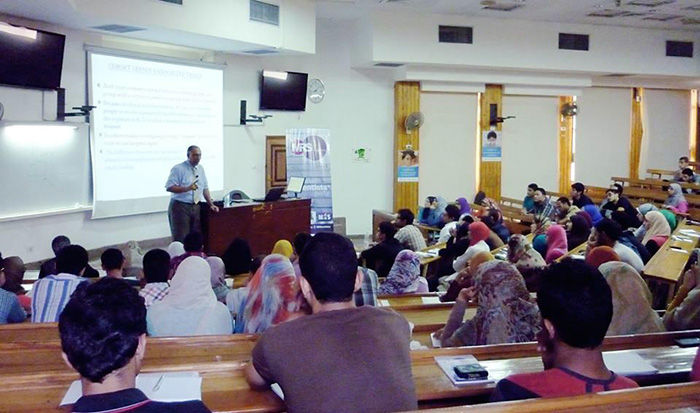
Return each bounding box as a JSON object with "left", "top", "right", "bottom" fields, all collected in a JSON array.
[{"left": 165, "top": 146, "right": 219, "bottom": 242}]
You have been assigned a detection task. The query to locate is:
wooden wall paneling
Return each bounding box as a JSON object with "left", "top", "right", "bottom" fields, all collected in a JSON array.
[
  {"left": 478, "top": 85, "right": 503, "bottom": 200},
  {"left": 394, "top": 82, "right": 421, "bottom": 212},
  {"left": 629, "top": 87, "right": 644, "bottom": 180},
  {"left": 691, "top": 89, "right": 698, "bottom": 162},
  {"left": 558, "top": 96, "right": 574, "bottom": 194},
  {"left": 265, "top": 135, "right": 287, "bottom": 192}
]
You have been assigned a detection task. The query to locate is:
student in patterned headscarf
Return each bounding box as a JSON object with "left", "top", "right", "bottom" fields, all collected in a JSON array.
[{"left": 378, "top": 250, "right": 428, "bottom": 295}]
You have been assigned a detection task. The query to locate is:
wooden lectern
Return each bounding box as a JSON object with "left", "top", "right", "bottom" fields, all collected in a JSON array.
[{"left": 201, "top": 199, "right": 311, "bottom": 256}]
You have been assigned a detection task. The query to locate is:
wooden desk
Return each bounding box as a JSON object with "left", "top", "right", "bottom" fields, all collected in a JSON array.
[
  {"left": 647, "top": 168, "right": 677, "bottom": 179},
  {"left": 557, "top": 242, "right": 587, "bottom": 262},
  {"left": 201, "top": 199, "right": 311, "bottom": 256}
]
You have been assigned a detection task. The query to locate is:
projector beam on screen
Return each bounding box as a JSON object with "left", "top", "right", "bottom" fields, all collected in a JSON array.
[{"left": 87, "top": 48, "right": 224, "bottom": 219}]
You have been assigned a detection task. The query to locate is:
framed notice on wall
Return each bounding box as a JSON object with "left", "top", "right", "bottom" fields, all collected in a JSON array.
[
  {"left": 397, "top": 149, "right": 419, "bottom": 182},
  {"left": 482, "top": 130, "right": 502, "bottom": 162}
]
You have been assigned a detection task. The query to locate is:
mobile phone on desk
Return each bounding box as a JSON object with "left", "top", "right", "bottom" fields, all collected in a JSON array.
[
  {"left": 674, "top": 337, "right": 700, "bottom": 348},
  {"left": 453, "top": 364, "right": 489, "bottom": 380}
]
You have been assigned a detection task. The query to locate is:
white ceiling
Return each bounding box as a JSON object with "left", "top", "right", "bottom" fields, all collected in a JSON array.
[{"left": 317, "top": 0, "right": 700, "bottom": 31}]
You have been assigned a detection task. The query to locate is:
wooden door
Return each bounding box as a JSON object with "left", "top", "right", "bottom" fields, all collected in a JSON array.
[{"left": 266, "top": 136, "right": 287, "bottom": 192}]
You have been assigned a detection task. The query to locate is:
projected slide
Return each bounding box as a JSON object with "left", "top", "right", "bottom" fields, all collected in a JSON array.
[{"left": 89, "top": 51, "right": 223, "bottom": 218}]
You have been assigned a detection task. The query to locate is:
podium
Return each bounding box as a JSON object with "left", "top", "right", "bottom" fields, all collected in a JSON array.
[{"left": 201, "top": 199, "right": 311, "bottom": 256}]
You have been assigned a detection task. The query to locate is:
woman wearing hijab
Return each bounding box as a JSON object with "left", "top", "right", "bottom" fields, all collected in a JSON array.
[
  {"left": 271, "top": 239, "right": 294, "bottom": 258},
  {"left": 439, "top": 260, "right": 541, "bottom": 347},
  {"left": 665, "top": 183, "right": 689, "bottom": 214},
  {"left": 441, "top": 251, "right": 494, "bottom": 302},
  {"left": 453, "top": 222, "right": 491, "bottom": 272},
  {"left": 545, "top": 225, "right": 568, "bottom": 264},
  {"left": 419, "top": 196, "right": 448, "bottom": 227},
  {"left": 507, "top": 234, "right": 546, "bottom": 291},
  {"left": 660, "top": 209, "right": 678, "bottom": 231},
  {"left": 582, "top": 205, "right": 603, "bottom": 226},
  {"left": 577, "top": 210, "right": 593, "bottom": 228},
  {"left": 598, "top": 261, "right": 665, "bottom": 336},
  {"left": 166, "top": 241, "right": 185, "bottom": 259},
  {"left": 207, "top": 257, "right": 230, "bottom": 303},
  {"left": 479, "top": 216, "right": 506, "bottom": 249},
  {"left": 221, "top": 238, "right": 252, "bottom": 277},
  {"left": 238, "top": 254, "right": 306, "bottom": 334},
  {"left": 585, "top": 246, "right": 620, "bottom": 269},
  {"left": 664, "top": 250, "right": 700, "bottom": 331},
  {"left": 641, "top": 211, "right": 672, "bottom": 257},
  {"left": 378, "top": 250, "right": 428, "bottom": 294},
  {"left": 566, "top": 214, "right": 591, "bottom": 250},
  {"left": 147, "top": 256, "right": 233, "bottom": 336},
  {"left": 456, "top": 197, "right": 471, "bottom": 216},
  {"left": 611, "top": 211, "right": 651, "bottom": 264}
]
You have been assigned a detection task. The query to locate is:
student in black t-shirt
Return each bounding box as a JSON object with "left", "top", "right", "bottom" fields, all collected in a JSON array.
[
  {"left": 600, "top": 187, "right": 640, "bottom": 227},
  {"left": 570, "top": 182, "right": 594, "bottom": 209},
  {"left": 360, "top": 221, "right": 404, "bottom": 278},
  {"left": 59, "top": 278, "right": 210, "bottom": 412}
]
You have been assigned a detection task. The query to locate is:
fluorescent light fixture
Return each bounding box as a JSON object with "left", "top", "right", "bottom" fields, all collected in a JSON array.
[
  {"left": 4, "top": 124, "right": 78, "bottom": 148},
  {"left": 263, "top": 70, "right": 288, "bottom": 80},
  {"left": 0, "top": 22, "right": 37, "bottom": 40}
]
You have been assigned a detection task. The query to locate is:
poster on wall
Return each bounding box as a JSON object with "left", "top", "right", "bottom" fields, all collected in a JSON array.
[
  {"left": 286, "top": 128, "right": 333, "bottom": 233},
  {"left": 397, "top": 148, "right": 419, "bottom": 182},
  {"left": 481, "top": 130, "right": 502, "bottom": 162}
]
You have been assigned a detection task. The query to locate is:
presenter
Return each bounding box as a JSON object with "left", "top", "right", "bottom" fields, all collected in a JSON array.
[{"left": 165, "top": 145, "right": 219, "bottom": 242}]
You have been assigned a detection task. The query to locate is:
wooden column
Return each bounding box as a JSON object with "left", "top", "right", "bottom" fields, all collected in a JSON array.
[
  {"left": 691, "top": 89, "right": 698, "bottom": 162},
  {"left": 393, "top": 82, "right": 420, "bottom": 212},
  {"left": 558, "top": 97, "right": 574, "bottom": 194},
  {"left": 629, "top": 87, "right": 644, "bottom": 180},
  {"left": 478, "top": 85, "right": 503, "bottom": 200}
]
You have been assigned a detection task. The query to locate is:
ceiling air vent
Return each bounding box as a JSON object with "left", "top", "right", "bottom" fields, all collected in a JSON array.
[
  {"left": 628, "top": 0, "right": 675, "bottom": 6},
  {"left": 91, "top": 24, "right": 146, "bottom": 33},
  {"left": 374, "top": 62, "right": 404, "bottom": 67},
  {"left": 439, "top": 26, "right": 473, "bottom": 44},
  {"left": 559, "top": 33, "right": 589, "bottom": 51},
  {"left": 156, "top": 0, "right": 183, "bottom": 4},
  {"left": 250, "top": 0, "right": 280, "bottom": 26},
  {"left": 243, "top": 49, "right": 279, "bottom": 55},
  {"left": 666, "top": 41, "right": 693, "bottom": 58},
  {"left": 481, "top": 3, "right": 524, "bottom": 12}
]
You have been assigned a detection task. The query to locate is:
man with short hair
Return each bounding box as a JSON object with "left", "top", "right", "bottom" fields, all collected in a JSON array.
[
  {"left": 680, "top": 168, "right": 700, "bottom": 193},
  {"left": 522, "top": 183, "right": 538, "bottom": 214},
  {"left": 586, "top": 219, "right": 644, "bottom": 272},
  {"left": 492, "top": 259, "right": 638, "bottom": 401},
  {"left": 674, "top": 156, "right": 690, "bottom": 181},
  {"left": 438, "top": 204, "right": 461, "bottom": 243},
  {"left": 39, "top": 235, "right": 99, "bottom": 279},
  {"left": 246, "top": 233, "right": 418, "bottom": 412},
  {"left": 31, "top": 245, "right": 90, "bottom": 322},
  {"left": 170, "top": 231, "right": 208, "bottom": 274},
  {"left": 570, "top": 182, "right": 594, "bottom": 208},
  {"left": 59, "top": 278, "right": 211, "bottom": 412},
  {"left": 101, "top": 248, "right": 126, "bottom": 279},
  {"left": 600, "top": 187, "right": 640, "bottom": 227},
  {"left": 530, "top": 188, "right": 555, "bottom": 235},
  {"left": 360, "top": 221, "right": 404, "bottom": 278},
  {"left": 139, "top": 249, "right": 172, "bottom": 307},
  {"left": 555, "top": 196, "right": 580, "bottom": 226},
  {"left": 1, "top": 256, "right": 30, "bottom": 313},
  {"left": 0, "top": 263, "right": 26, "bottom": 324},
  {"left": 394, "top": 208, "right": 427, "bottom": 251},
  {"left": 166, "top": 145, "right": 220, "bottom": 243}
]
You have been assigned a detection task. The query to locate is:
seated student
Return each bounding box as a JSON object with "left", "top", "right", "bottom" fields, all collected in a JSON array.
[
  {"left": 378, "top": 250, "right": 428, "bottom": 294},
  {"left": 664, "top": 250, "right": 700, "bottom": 331},
  {"left": 1, "top": 256, "right": 31, "bottom": 313},
  {"left": 418, "top": 196, "right": 447, "bottom": 227},
  {"left": 680, "top": 168, "right": 700, "bottom": 191},
  {"left": 139, "top": 249, "right": 171, "bottom": 307},
  {"left": 545, "top": 225, "right": 568, "bottom": 264},
  {"left": 674, "top": 156, "right": 690, "bottom": 181},
  {"left": 167, "top": 241, "right": 185, "bottom": 259},
  {"left": 59, "top": 278, "right": 211, "bottom": 412},
  {"left": 487, "top": 209, "right": 510, "bottom": 243},
  {"left": 492, "top": 259, "right": 638, "bottom": 401},
  {"left": 582, "top": 204, "right": 603, "bottom": 226},
  {"left": 555, "top": 197, "right": 580, "bottom": 226},
  {"left": 587, "top": 219, "right": 644, "bottom": 273},
  {"left": 438, "top": 204, "right": 461, "bottom": 243},
  {"left": 453, "top": 222, "right": 491, "bottom": 272},
  {"left": 226, "top": 255, "right": 264, "bottom": 320},
  {"left": 101, "top": 248, "right": 139, "bottom": 287},
  {"left": 394, "top": 208, "right": 427, "bottom": 251},
  {"left": 271, "top": 239, "right": 293, "bottom": 258},
  {"left": 664, "top": 183, "right": 689, "bottom": 214},
  {"left": 245, "top": 232, "right": 418, "bottom": 413},
  {"left": 530, "top": 188, "right": 555, "bottom": 235},
  {"left": 437, "top": 223, "right": 471, "bottom": 278},
  {"left": 291, "top": 232, "right": 312, "bottom": 277},
  {"left": 170, "top": 232, "right": 208, "bottom": 274},
  {"left": 0, "top": 263, "right": 26, "bottom": 324},
  {"left": 221, "top": 237, "right": 252, "bottom": 277},
  {"left": 641, "top": 211, "right": 671, "bottom": 257},
  {"left": 456, "top": 197, "right": 471, "bottom": 216},
  {"left": 207, "top": 257, "right": 230, "bottom": 303},
  {"left": 570, "top": 182, "right": 594, "bottom": 208},
  {"left": 566, "top": 214, "right": 591, "bottom": 251},
  {"left": 439, "top": 260, "right": 540, "bottom": 347},
  {"left": 600, "top": 187, "right": 641, "bottom": 227},
  {"left": 39, "top": 235, "right": 99, "bottom": 279},
  {"left": 479, "top": 216, "right": 505, "bottom": 249},
  {"left": 237, "top": 254, "right": 306, "bottom": 334},
  {"left": 148, "top": 256, "right": 232, "bottom": 336},
  {"left": 507, "top": 234, "right": 546, "bottom": 291},
  {"left": 441, "top": 251, "right": 494, "bottom": 302},
  {"left": 360, "top": 221, "right": 404, "bottom": 278},
  {"left": 354, "top": 267, "right": 378, "bottom": 307},
  {"left": 522, "top": 183, "right": 538, "bottom": 214},
  {"left": 32, "top": 245, "right": 90, "bottom": 323},
  {"left": 610, "top": 212, "right": 651, "bottom": 264}
]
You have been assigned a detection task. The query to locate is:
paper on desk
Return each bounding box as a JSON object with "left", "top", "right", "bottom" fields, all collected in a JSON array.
[
  {"left": 430, "top": 332, "right": 442, "bottom": 348},
  {"left": 602, "top": 351, "right": 658, "bottom": 376},
  {"left": 378, "top": 299, "right": 390, "bottom": 307},
  {"left": 421, "top": 296, "right": 442, "bottom": 304},
  {"left": 679, "top": 229, "right": 700, "bottom": 237},
  {"left": 271, "top": 383, "right": 285, "bottom": 400},
  {"left": 60, "top": 372, "right": 202, "bottom": 406},
  {"left": 434, "top": 355, "right": 494, "bottom": 386}
]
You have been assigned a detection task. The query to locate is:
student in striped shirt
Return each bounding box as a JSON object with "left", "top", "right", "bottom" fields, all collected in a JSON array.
[{"left": 31, "top": 245, "right": 89, "bottom": 323}]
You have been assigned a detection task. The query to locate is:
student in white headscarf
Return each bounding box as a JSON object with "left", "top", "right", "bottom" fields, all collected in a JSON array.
[
  {"left": 167, "top": 241, "right": 185, "bottom": 259},
  {"left": 147, "top": 256, "right": 233, "bottom": 336},
  {"left": 207, "top": 256, "right": 230, "bottom": 303}
]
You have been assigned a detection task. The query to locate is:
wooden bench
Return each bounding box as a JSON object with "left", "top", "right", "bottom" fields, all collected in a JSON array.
[
  {"left": 647, "top": 168, "right": 677, "bottom": 180},
  {"left": 611, "top": 176, "right": 700, "bottom": 193}
]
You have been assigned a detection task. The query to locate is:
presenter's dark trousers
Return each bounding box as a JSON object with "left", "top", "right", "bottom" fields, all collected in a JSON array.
[{"left": 168, "top": 200, "right": 200, "bottom": 243}]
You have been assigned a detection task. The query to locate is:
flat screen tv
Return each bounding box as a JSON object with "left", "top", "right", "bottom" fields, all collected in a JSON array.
[
  {"left": 260, "top": 70, "right": 308, "bottom": 111},
  {"left": 0, "top": 22, "right": 65, "bottom": 90}
]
